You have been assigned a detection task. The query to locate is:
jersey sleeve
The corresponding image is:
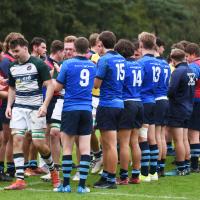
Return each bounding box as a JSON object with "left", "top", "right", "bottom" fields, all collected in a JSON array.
[
  {"left": 96, "top": 57, "right": 107, "bottom": 80},
  {"left": 37, "top": 60, "right": 51, "bottom": 82},
  {"left": 8, "top": 66, "right": 15, "bottom": 87},
  {"left": 56, "top": 62, "right": 68, "bottom": 85}
]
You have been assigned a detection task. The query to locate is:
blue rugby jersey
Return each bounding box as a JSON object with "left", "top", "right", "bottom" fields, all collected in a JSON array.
[
  {"left": 138, "top": 54, "right": 161, "bottom": 103},
  {"left": 57, "top": 56, "right": 96, "bottom": 111},
  {"left": 168, "top": 62, "right": 195, "bottom": 114},
  {"left": 155, "top": 57, "right": 171, "bottom": 99},
  {"left": 123, "top": 58, "right": 144, "bottom": 101},
  {"left": 96, "top": 50, "right": 126, "bottom": 108}
]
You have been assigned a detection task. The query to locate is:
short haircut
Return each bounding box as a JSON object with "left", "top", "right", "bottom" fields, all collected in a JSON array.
[
  {"left": 185, "top": 43, "right": 200, "bottom": 57},
  {"left": 114, "top": 39, "right": 134, "bottom": 58},
  {"left": 133, "top": 39, "right": 139, "bottom": 51},
  {"left": 50, "top": 40, "right": 64, "bottom": 54},
  {"left": 3, "top": 32, "right": 24, "bottom": 52},
  {"left": 98, "top": 31, "right": 116, "bottom": 49},
  {"left": 138, "top": 32, "right": 156, "bottom": 50},
  {"left": 170, "top": 48, "right": 185, "bottom": 62},
  {"left": 74, "top": 37, "right": 89, "bottom": 54},
  {"left": 64, "top": 35, "right": 77, "bottom": 43},
  {"left": 89, "top": 33, "right": 99, "bottom": 48},
  {"left": 10, "top": 38, "right": 29, "bottom": 49},
  {"left": 171, "top": 42, "right": 185, "bottom": 51},
  {"left": 30, "top": 37, "right": 46, "bottom": 51},
  {"left": 156, "top": 37, "right": 165, "bottom": 47},
  {"left": 178, "top": 40, "right": 190, "bottom": 48}
]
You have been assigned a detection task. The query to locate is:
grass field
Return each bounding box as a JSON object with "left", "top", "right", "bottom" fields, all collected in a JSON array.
[{"left": 0, "top": 155, "right": 200, "bottom": 200}]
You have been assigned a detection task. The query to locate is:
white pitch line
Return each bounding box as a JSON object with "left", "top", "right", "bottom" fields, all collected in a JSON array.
[{"left": 0, "top": 187, "right": 189, "bottom": 200}]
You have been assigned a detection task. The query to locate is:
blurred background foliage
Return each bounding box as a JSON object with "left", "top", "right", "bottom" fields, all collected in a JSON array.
[{"left": 0, "top": 0, "right": 199, "bottom": 51}]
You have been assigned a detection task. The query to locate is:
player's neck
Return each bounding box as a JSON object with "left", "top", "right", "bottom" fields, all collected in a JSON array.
[
  {"left": 104, "top": 48, "right": 114, "bottom": 53},
  {"left": 19, "top": 53, "right": 30, "bottom": 64},
  {"left": 76, "top": 53, "right": 87, "bottom": 57},
  {"left": 142, "top": 49, "right": 155, "bottom": 56},
  {"left": 31, "top": 51, "right": 40, "bottom": 58}
]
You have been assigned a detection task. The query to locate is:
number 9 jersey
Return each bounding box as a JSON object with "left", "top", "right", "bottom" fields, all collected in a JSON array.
[{"left": 56, "top": 56, "right": 96, "bottom": 111}]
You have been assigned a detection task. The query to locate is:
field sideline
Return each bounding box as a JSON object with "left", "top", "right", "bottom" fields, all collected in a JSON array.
[{"left": 0, "top": 156, "right": 199, "bottom": 200}]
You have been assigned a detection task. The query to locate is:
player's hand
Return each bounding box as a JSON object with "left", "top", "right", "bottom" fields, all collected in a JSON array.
[
  {"left": 5, "top": 106, "right": 12, "bottom": 119},
  {"left": 38, "top": 105, "right": 47, "bottom": 117}
]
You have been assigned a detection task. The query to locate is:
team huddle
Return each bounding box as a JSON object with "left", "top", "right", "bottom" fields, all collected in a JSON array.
[{"left": 0, "top": 30, "right": 200, "bottom": 194}]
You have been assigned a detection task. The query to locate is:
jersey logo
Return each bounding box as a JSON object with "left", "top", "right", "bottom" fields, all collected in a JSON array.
[
  {"left": 187, "top": 73, "right": 195, "bottom": 86},
  {"left": 27, "top": 65, "right": 32, "bottom": 71}
]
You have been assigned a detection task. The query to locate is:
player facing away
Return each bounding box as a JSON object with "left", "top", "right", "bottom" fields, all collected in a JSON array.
[
  {"left": 4, "top": 37, "right": 60, "bottom": 190},
  {"left": 114, "top": 39, "right": 144, "bottom": 185},
  {"left": 93, "top": 31, "right": 126, "bottom": 189},
  {"left": 166, "top": 48, "right": 195, "bottom": 176},
  {"left": 137, "top": 32, "right": 161, "bottom": 182},
  {"left": 54, "top": 37, "right": 96, "bottom": 193}
]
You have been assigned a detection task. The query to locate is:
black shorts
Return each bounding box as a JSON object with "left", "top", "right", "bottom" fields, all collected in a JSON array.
[
  {"left": 46, "top": 96, "right": 59, "bottom": 124},
  {"left": 143, "top": 103, "right": 155, "bottom": 125},
  {"left": 155, "top": 99, "right": 169, "bottom": 126},
  {"left": 168, "top": 105, "right": 191, "bottom": 128},
  {"left": 61, "top": 110, "right": 92, "bottom": 135},
  {"left": 188, "top": 102, "right": 200, "bottom": 131},
  {"left": 0, "top": 121, "right": 2, "bottom": 131},
  {"left": 119, "top": 101, "right": 143, "bottom": 129},
  {"left": 96, "top": 106, "right": 123, "bottom": 131},
  {"left": 0, "top": 100, "right": 10, "bottom": 124}
]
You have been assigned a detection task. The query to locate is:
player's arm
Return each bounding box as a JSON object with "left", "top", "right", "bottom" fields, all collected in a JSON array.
[
  {"left": 94, "top": 58, "right": 106, "bottom": 89},
  {"left": 0, "top": 91, "right": 8, "bottom": 99},
  {"left": 54, "top": 80, "right": 63, "bottom": 92},
  {"left": 5, "top": 86, "right": 15, "bottom": 119}
]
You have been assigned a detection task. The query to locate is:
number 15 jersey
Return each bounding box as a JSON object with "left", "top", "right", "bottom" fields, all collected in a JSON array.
[
  {"left": 96, "top": 51, "right": 126, "bottom": 108},
  {"left": 57, "top": 56, "right": 96, "bottom": 112}
]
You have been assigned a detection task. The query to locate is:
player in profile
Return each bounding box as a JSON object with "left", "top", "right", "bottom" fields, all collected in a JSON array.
[
  {"left": 137, "top": 32, "right": 161, "bottom": 182},
  {"left": 54, "top": 37, "right": 96, "bottom": 193},
  {"left": 93, "top": 31, "right": 126, "bottom": 189},
  {"left": 114, "top": 39, "right": 144, "bottom": 184},
  {"left": 185, "top": 43, "right": 200, "bottom": 172},
  {"left": 4, "top": 37, "right": 60, "bottom": 190},
  {"left": 166, "top": 48, "right": 195, "bottom": 176}
]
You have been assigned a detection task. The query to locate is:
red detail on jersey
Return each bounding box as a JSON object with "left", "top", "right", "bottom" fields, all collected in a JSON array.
[
  {"left": 193, "top": 59, "right": 200, "bottom": 98},
  {"left": 3, "top": 53, "right": 15, "bottom": 62}
]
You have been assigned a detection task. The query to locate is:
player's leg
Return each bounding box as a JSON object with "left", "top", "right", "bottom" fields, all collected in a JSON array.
[{"left": 183, "top": 128, "right": 190, "bottom": 174}]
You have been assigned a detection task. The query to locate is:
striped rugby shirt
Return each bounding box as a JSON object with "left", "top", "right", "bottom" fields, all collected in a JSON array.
[{"left": 9, "top": 56, "right": 51, "bottom": 110}]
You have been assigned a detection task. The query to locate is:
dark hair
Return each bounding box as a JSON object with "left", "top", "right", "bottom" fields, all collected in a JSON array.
[
  {"left": 185, "top": 43, "right": 200, "bottom": 57},
  {"left": 50, "top": 40, "right": 64, "bottom": 54},
  {"left": 170, "top": 48, "right": 185, "bottom": 62},
  {"left": 30, "top": 37, "right": 46, "bottom": 51},
  {"left": 89, "top": 33, "right": 99, "bottom": 48},
  {"left": 74, "top": 37, "right": 89, "bottom": 54},
  {"left": 156, "top": 37, "right": 165, "bottom": 47},
  {"left": 171, "top": 42, "right": 185, "bottom": 51},
  {"left": 133, "top": 39, "right": 139, "bottom": 51},
  {"left": 98, "top": 31, "right": 116, "bottom": 49},
  {"left": 114, "top": 39, "right": 134, "bottom": 58},
  {"left": 10, "top": 38, "right": 29, "bottom": 49}
]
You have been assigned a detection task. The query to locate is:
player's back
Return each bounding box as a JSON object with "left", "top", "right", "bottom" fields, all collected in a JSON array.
[
  {"left": 155, "top": 57, "right": 171, "bottom": 99},
  {"left": 123, "top": 58, "right": 144, "bottom": 101},
  {"left": 61, "top": 56, "right": 96, "bottom": 110},
  {"left": 97, "top": 51, "right": 126, "bottom": 107},
  {"left": 138, "top": 54, "right": 161, "bottom": 103}
]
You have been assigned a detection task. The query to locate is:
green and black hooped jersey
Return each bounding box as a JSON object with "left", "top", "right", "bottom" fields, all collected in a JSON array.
[{"left": 9, "top": 56, "right": 51, "bottom": 110}]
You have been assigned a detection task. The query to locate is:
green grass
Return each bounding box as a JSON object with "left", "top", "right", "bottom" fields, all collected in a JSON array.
[{"left": 0, "top": 156, "right": 200, "bottom": 200}]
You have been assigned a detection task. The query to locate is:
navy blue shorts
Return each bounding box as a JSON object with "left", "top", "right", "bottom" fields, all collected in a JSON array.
[
  {"left": 188, "top": 102, "right": 200, "bottom": 131},
  {"left": 0, "top": 100, "right": 10, "bottom": 124},
  {"left": 96, "top": 106, "right": 123, "bottom": 131},
  {"left": 167, "top": 104, "right": 191, "bottom": 128},
  {"left": 119, "top": 101, "right": 143, "bottom": 129},
  {"left": 61, "top": 110, "right": 93, "bottom": 135},
  {"left": 155, "top": 99, "right": 169, "bottom": 126},
  {"left": 143, "top": 103, "right": 155, "bottom": 125},
  {"left": 46, "top": 96, "right": 59, "bottom": 124}
]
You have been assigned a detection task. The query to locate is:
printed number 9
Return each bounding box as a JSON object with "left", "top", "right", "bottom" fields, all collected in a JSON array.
[{"left": 80, "top": 69, "right": 90, "bottom": 87}]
